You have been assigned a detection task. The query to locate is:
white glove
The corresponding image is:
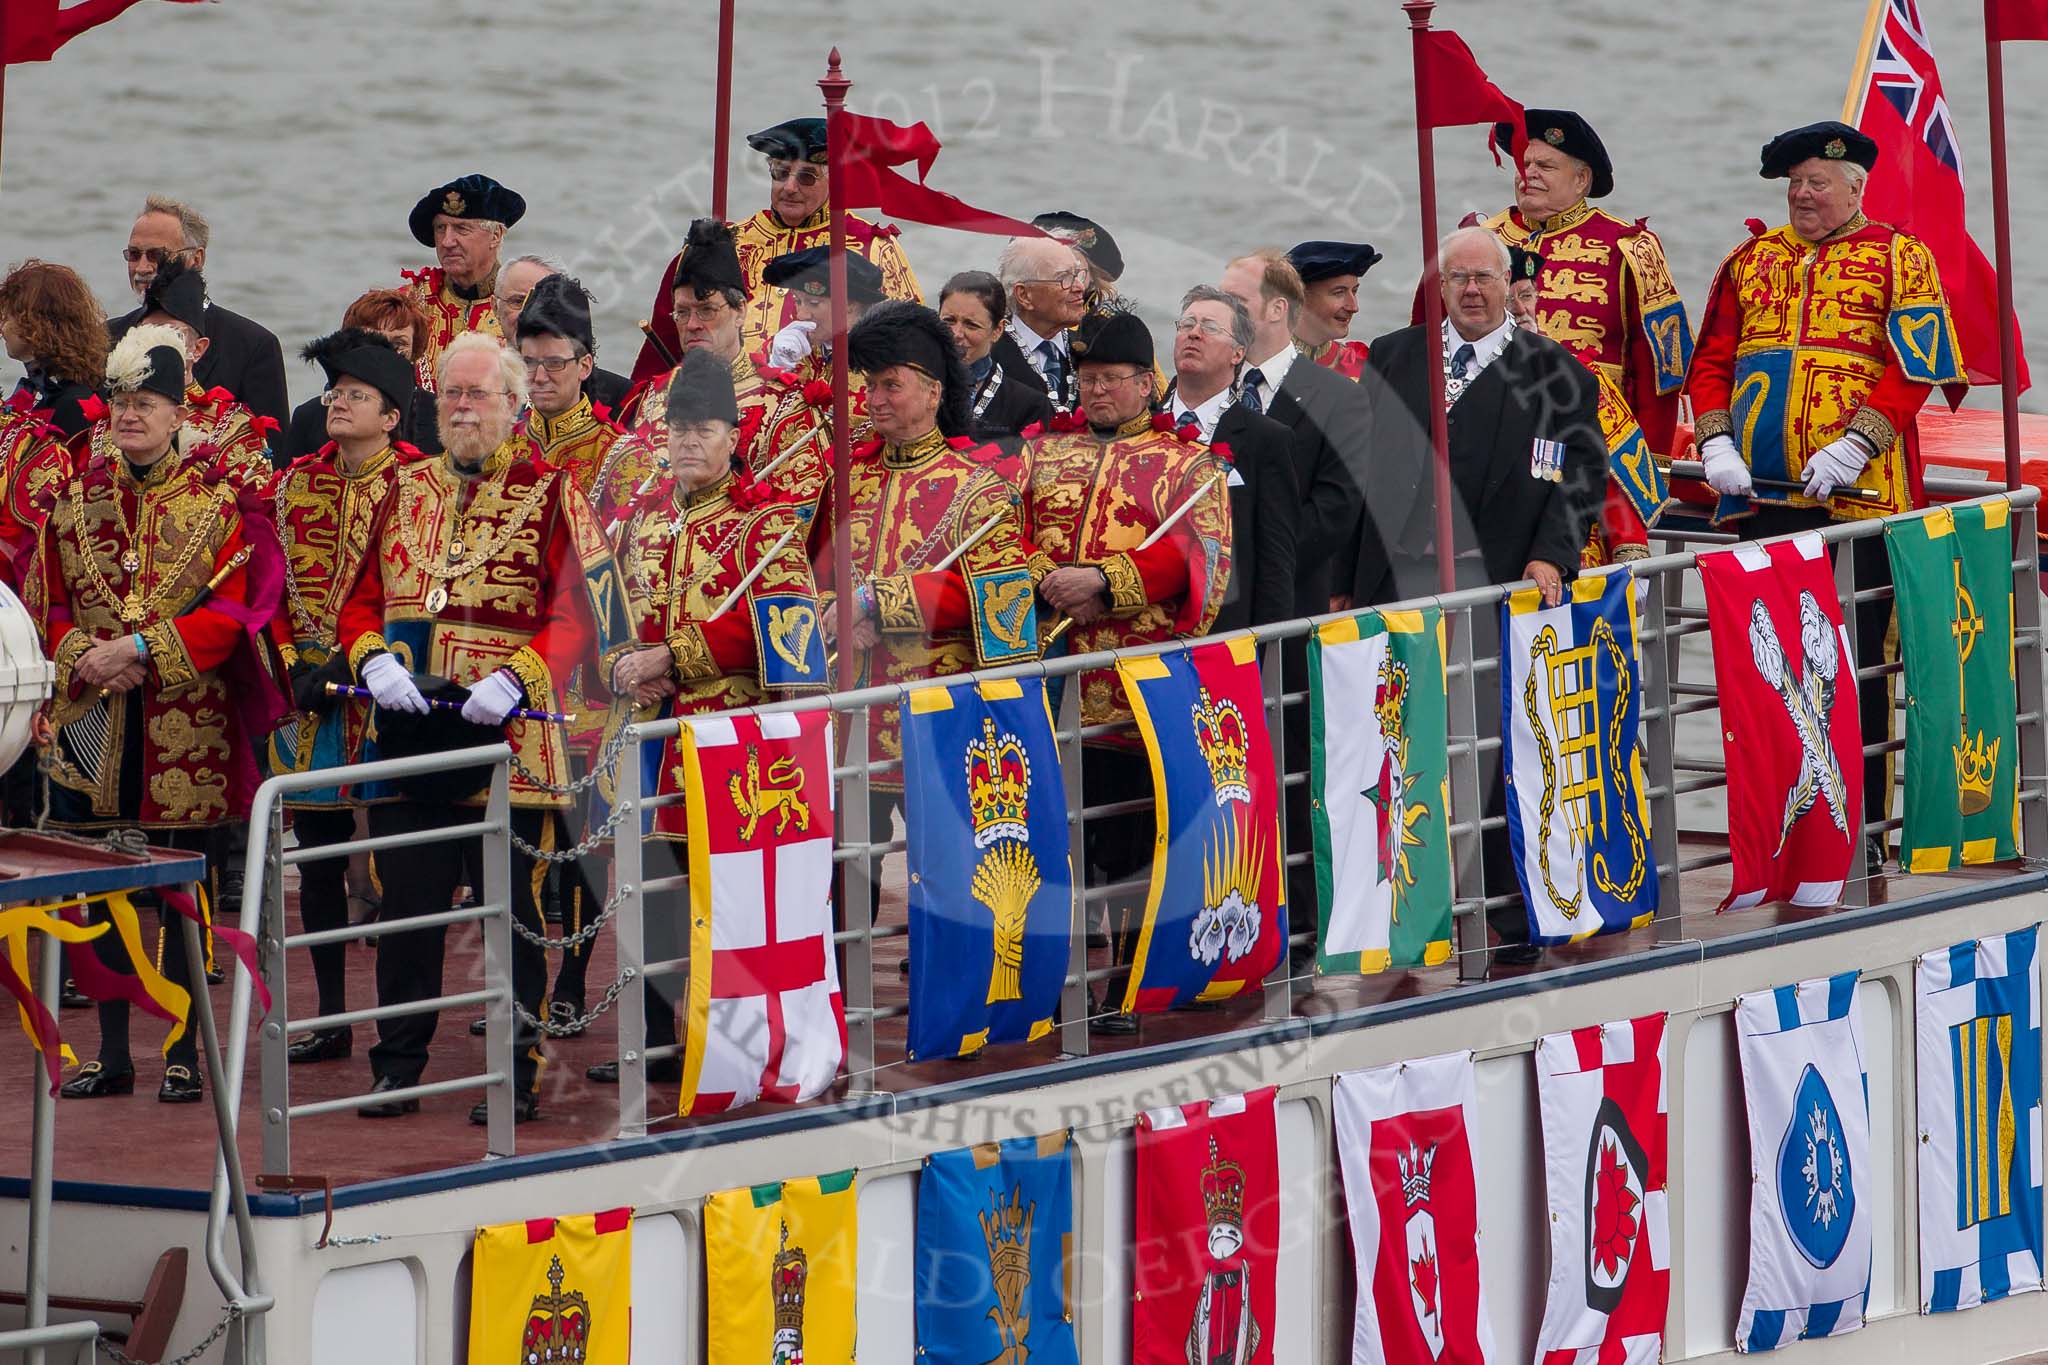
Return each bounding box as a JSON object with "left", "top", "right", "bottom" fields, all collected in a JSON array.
[
  {"left": 1699, "top": 434, "right": 1752, "bottom": 497},
  {"left": 767, "top": 320, "right": 817, "bottom": 370},
  {"left": 362, "top": 652, "right": 429, "bottom": 715},
  {"left": 1802, "top": 435, "right": 1871, "bottom": 501},
  {"left": 460, "top": 669, "right": 524, "bottom": 726}
]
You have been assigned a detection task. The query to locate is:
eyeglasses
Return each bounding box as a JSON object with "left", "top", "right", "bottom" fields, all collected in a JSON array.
[
  {"left": 494, "top": 292, "right": 528, "bottom": 311},
  {"left": 672, "top": 301, "right": 730, "bottom": 324},
  {"left": 522, "top": 354, "right": 585, "bottom": 374},
  {"left": 1445, "top": 270, "right": 1505, "bottom": 288},
  {"left": 1173, "top": 316, "right": 1233, "bottom": 339},
  {"left": 1076, "top": 368, "right": 1145, "bottom": 391},
  {"left": 1022, "top": 269, "right": 1089, "bottom": 289},
  {"left": 108, "top": 394, "right": 169, "bottom": 415},
  {"left": 320, "top": 386, "right": 381, "bottom": 408},
  {"left": 441, "top": 386, "right": 509, "bottom": 405},
  {"left": 122, "top": 245, "right": 187, "bottom": 265},
  {"left": 768, "top": 162, "right": 825, "bottom": 188}
]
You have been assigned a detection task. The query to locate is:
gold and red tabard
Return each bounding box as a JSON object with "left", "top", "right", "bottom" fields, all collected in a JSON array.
[
  {"left": 0, "top": 408, "right": 70, "bottom": 590},
  {"left": 1019, "top": 412, "right": 1233, "bottom": 744},
  {"left": 524, "top": 394, "right": 626, "bottom": 515},
  {"left": 1688, "top": 214, "right": 1967, "bottom": 524},
  {"left": 614, "top": 352, "right": 833, "bottom": 509},
  {"left": 603, "top": 471, "right": 826, "bottom": 835},
  {"left": 1303, "top": 338, "right": 1370, "bottom": 381},
  {"left": 339, "top": 436, "right": 631, "bottom": 807},
  {"left": 35, "top": 439, "right": 258, "bottom": 828},
  {"left": 179, "top": 383, "right": 276, "bottom": 489},
  {"left": 398, "top": 264, "right": 502, "bottom": 393},
  {"left": 266, "top": 441, "right": 421, "bottom": 805},
  {"left": 730, "top": 208, "right": 921, "bottom": 362},
  {"left": 813, "top": 427, "right": 1040, "bottom": 787}
]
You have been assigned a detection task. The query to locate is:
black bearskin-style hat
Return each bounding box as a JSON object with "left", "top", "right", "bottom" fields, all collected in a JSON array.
[
  {"left": 408, "top": 173, "right": 526, "bottom": 248},
  {"left": 846, "top": 300, "right": 972, "bottom": 438},
  {"left": 370, "top": 675, "right": 498, "bottom": 802},
  {"left": 671, "top": 218, "right": 748, "bottom": 299},
  {"left": 1031, "top": 211, "right": 1124, "bottom": 281},
  {"left": 302, "top": 328, "right": 415, "bottom": 412},
  {"left": 762, "top": 246, "right": 886, "bottom": 305},
  {"left": 1507, "top": 245, "right": 1545, "bottom": 284},
  {"left": 515, "top": 273, "right": 596, "bottom": 356},
  {"left": 665, "top": 346, "right": 741, "bottom": 429},
  {"left": 747, "top": 117, "right": 829, "bottom": 165},
  {"left": 140, "top": 256, "right": 207, "bottom": 335},
  {"left": 105, "top": 324, "right": 188, "bottom": 404},
  {"left": 1493, "top": 109, "right": 1615, "bottom": 198},
  {"left": 1759, "top": 120, "right": 1879, "bottom": 178},
  {"left": 1069, "top": 301, "right": 1153, "bottom": 372}
]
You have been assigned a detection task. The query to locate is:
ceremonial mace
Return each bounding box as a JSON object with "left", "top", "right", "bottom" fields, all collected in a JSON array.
[{"left": 322, "top": 683, "right": 572, "bottom": 725}]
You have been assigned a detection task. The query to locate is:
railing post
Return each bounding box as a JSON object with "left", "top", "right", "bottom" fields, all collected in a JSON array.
[
  {"left": 840, "top": 706, "right": 876, "bottom": 1090},
  {"left": 481, "top": 761, "right": 516, "bottom": 1155},
  {"left": 2013, "top": 502, "right": 2048, "bottom": 858},
  {"left": 1835, "top": 532, "right": 1873, "bottom": 908},
  {"left": 613, "top": 726, "right": 649, "bottom": 1139},
  {"left": 1445, "top": 603, "right": 1488, "bottom": 979},
  {"left": 1641, "top": 565, "right": 1683, "bottom": 937},
  {"left": 24, "top": 911, "right": 61, "bottom": 1365},
  {"left": 1056, "top": 675, "right": 1089, "bottom": 1058},
  {"left": 1261, "top": 634, "right": 1295, "bottom": 1020},
  {"left": 258, "top": 801, "right": 291, "bottom": 1176}
]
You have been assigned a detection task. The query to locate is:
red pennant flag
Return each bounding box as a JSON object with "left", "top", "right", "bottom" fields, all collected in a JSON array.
[
  {"left": 1135, "top": 1089, "right": 1280, "bottom": 1365},
  {"left": 1851, "top": 1, "right": 2028, "bottom": 390},
  {"left": 1698, "top": 534, "right": 1864, "bottom": 911},
  {"left": 1990, "top": 0, "right": 2048, "bottom": 40},
  {"left": 834, "top": 111, "right": 1046, "bottom": 236},
  {"left": 1413, "top": 29, "right": 1526, "bottom": 163},
  {"left": 3, "top": 0, "right": 207, "bottom": 65}
]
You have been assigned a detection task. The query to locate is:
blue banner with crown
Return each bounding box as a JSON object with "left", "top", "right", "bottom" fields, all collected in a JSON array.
[{"left": 900, "top": 676, "right": 1074, "bottom": 1061}]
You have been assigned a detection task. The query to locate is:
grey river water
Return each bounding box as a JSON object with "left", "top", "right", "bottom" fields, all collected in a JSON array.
[{"left": 1, "top": 0, "right": 2043, "bottom": 414}]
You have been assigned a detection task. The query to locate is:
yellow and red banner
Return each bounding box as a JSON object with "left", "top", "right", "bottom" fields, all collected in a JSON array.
[
  {"left": 468, "top": 1207, "right": 632, "bottom": 1365},
  {"left": 706, "top": 1172, "right": 857, "bottom": 1364}
]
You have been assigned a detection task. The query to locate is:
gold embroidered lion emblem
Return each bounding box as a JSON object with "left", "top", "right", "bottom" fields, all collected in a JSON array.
[{"left": 728, "top": 743, "right": 811, "bottom": 841}]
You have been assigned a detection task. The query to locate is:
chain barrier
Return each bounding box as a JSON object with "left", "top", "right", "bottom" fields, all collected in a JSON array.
[
  {"left": 504, "top": 719, "right": 633, "bottom": 800},
  {"left": 510, "top": 888, "right": 625, "bottom": 953},
  {"left": 514, "top": 968, "right": 635, "bottom": 1037},
  {"left": 510, "top": 797, "right": 627, "bottom": 865},
  {"left": 100, "top": 1304, "right": 242, "bottom": 1365}
]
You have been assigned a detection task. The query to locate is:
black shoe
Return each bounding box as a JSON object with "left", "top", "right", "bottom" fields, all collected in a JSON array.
[
  {"left": 158, "top": 1064, "right": 203, "bottom": 1103},
  {"left": 587, "top": 1056, "right": 683, "bottom": 1083},
  {"left": 1864, "top": 836, "right": 1892, "bottom": 873},
  {"left": 470, "top": 1091, "right": 541, "bottom": 1125},
  {"left": 1492, "top": 942, "right": 1544, "bottom": 968},
  {"left": 287, "top": 1028, "right": 353, "bottom": 1064},
  {"left": 1089, "top": 1011, "right": 1139, "bottom": 1037},
  {"left": 546, "top": 1000, "right": 585, "bottom": 1038},
  {"left": 470, "top": 1016, "right": 488, "bottom": 1036},
  {"left": 59, "top": 1060, "right": 135, "bottom": 1098},
  {"left": 896, "top": 956, "right": 910, "bottom": 978},
  {"left": 205, "top": 964, "right": 225, "bottom": 985},
  {"left": 359, "top": 1075, "right": 420, "bottom": 1118},
  {"left": 59, "top": 978, "right": 89, "bottom": 1009}
]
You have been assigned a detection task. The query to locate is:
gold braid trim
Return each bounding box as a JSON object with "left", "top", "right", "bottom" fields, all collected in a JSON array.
[
  {"left": 276, "top": 640, "right": 300, "bottom": 669},
  {"left": 1610, "top": 543, "right": 1651, "bottom": 563},
  {"left": 140, "top": 622, "right": 197, "bottom": 688},
  {"left": 871, "top": 574, "right": 925, "bottom": 634},
  {"left": 1100, "top": 553, "right": 1145, "bottom": 611},
  {"left": 502, "top": 646, "right": 553, "bottom": 709},
  {"left": 51, "top": 631, "right": 91, "bottom": 703},
  {"left": 348, "top": 632, "right": 390, "bottom": 677},
  {"left": 1027, "top": 550, "right": 1058, "bottom": 583},
  {"left": 666, "top": 627, "right": 716, "bottom": 682},
  {"left": 599, "top": 640, "right": 641, "bottom": 681},
  {"left": 1848, "top": 406, "right": 1898, "bottom": 455},
  {"left": 1692, "top": 409, "right": 1734, "bottom": 443}
]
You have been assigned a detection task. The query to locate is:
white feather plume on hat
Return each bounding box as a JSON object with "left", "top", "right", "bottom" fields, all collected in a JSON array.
[{"left": 105, "top": 323, "right": 188, "bottom": 394}]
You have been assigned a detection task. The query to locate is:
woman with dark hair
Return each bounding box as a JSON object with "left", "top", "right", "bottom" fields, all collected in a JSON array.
[
  {"left": 0, "top": 259, "right": 108, "bottom": 446},
  {"left": 939, "top": 269, "right": 1052, "bottom": 444},
  {"left": 273, "top": 288, "right": 442, "bottom": 465}
]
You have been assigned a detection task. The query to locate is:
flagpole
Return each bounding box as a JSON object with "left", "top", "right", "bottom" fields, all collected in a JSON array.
[
  {"left": 1842, "top": 0, "right": 1886, "bottom": 121},
  {"left": 1984, "top": 4, "right": 2024, "bottom": 488},
  {"left": 1406, "top": 0, "right": 1456, "bottom": 597},
  {"left": 711, "top": 0, "right": 735, "bottom": 222},
  {"left": 820, "top": 49, "right": 857, "bottom": 691}
]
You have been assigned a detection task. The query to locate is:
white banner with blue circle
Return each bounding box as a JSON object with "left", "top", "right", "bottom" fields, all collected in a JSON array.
[{"left": 1734, "top": 969, "right": 1873, "bottom": 1351}]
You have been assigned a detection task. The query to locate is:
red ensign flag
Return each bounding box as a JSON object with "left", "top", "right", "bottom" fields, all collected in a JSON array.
[{"left": 1989, "top": 0, "right": 2048, "bottom": 40}]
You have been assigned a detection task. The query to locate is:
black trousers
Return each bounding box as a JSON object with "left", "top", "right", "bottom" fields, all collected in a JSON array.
[
  {"left": 1744, "top": 505, "right": 1893, "bottom": 835},
  {"left": 291, "top": 806, "right": 357, "bottom": 1021},
  {"left": 641, "top": 838, "right": 687, "bottom": 1051},
  {"left": 1082, "top": 747, "right": 1156, "bottom": 1009},
  {"left": 74, "top": 826, "right": 213, "bottom": 1071},
  {"left": 544, "top": 772, "right": 611, "bottom": 1011},
  {"left": 365, "top": 802, "right": 551, "bottom": 1093}
]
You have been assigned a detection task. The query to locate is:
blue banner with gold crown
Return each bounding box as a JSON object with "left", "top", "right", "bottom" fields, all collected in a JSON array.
[
  {"left": 915, "top": 1132, "right": 1079, "bottom": 1365},
  {"left": 1117, "top": 635, "right": 1286, "bottom": 1013},
  {"left": 901, "top": 676, "right": 1073, "bottom": 1061}
]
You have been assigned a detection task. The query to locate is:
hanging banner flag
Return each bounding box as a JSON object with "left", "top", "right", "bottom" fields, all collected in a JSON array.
[
  {"left": 467, "top": 1207, "right": 633, "bottom": 1365},
  {"left": 901, "top": 676, "right": 1073, "bottom": 1060},
  {"left": 1699, "top": 535, "right": 1864, "bottom": 909},
  {"left": 1309, "top": 607, "right": 1454, "bottom": 974},
  {"left": 1915, "top": 924, "right": 2044, "bottom": 1313},
  {"left": 1885, "top": 500, "right": 2020, "bottom": 870},
  {"left": 1734, "top": 971, "right": 1873, "bottom": 1350},
  {"left": 1117, "top": 636, "right": 1286, "bottom": 1012},
  {"left": 706, "top": 1171, "right": 858, "bottom": 1365},
  {"left": 1534, "top": 1014, "right": 1671, "bottom": 1365},
  {"left": 1334, "top": 1050, "right": 1497, "bottom": 1365},
  {"left": 676, "top": 710, "right": 844, "bottom": 1116},
  {"left": 1502, "top": 568, "right": 1658, "bottom": 943},
  {"left": 1134, "top": 1089, "right": 1280, "bottom": 1365},
  {"left": 916, "top": 1132, "right": 1079, "bottom": 1365}
]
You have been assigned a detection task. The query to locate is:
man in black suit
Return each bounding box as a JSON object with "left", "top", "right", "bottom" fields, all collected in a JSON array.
[
  {"left": 990, "top": 235, "right": 1089, "bottom": 411},
  {"left": 1163, "top": 285, "right": 1298, "bottom": 632},
  {"left": 1351, "top": 226, "right": 1605, "bottom": 963},
  {"left": 109, "top": 195, "right": 288, "bottom": 430}
]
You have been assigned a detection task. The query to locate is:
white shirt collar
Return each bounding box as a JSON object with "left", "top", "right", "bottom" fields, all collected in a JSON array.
[
  {"left": 1247, "top": 343, "right": 1297, "bottom": 395},
  {"left": 1443, "top": 316, "right": 1516, "bottom": 373},
  {"left": 1171, "top": 383, "right": 1233, "bottom": 441},
  {"left": 1009, "top": 314, "right": 1065, "bottom": 356}
]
